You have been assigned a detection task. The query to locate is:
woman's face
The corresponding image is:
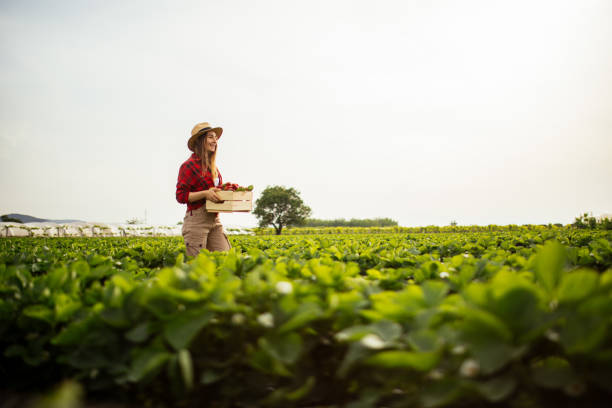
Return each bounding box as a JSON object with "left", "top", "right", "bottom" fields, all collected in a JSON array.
[{"left": 204, "top": 131, "right": 218, "bottom": 153}]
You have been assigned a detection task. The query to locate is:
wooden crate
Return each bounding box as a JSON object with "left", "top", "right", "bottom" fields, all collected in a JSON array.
[{"left": 206, "top": 191, "right": 253, "bottom": 213}]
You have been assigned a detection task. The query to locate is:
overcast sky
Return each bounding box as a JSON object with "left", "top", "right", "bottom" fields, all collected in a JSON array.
[{"left": 1, "top": 0, "right": 610, "bottom": 227}]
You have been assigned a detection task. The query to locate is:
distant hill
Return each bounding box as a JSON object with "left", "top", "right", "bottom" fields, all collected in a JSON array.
[{"left": 1, "top": 213, "right": 84, "bottom": 224}]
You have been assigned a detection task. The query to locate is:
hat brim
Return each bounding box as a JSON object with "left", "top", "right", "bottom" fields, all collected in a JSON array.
[{"left": 188, "top": 127, "right": 223, "bottom": 151}]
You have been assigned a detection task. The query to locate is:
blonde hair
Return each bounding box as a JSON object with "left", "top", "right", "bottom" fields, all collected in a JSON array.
[{"left": 194, "top": 132, "right": 218, "bottom": 181}]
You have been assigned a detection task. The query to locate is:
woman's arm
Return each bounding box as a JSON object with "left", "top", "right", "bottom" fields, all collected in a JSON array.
[
  {"left": 189, "top": 188, "right": 223, "bottom": 203},
  {"left": 177, "top": 161, "right": 223, "bottom": 204}
]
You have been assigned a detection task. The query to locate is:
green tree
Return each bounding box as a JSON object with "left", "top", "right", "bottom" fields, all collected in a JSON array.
[{"left": 253, "top": 186, "right": 311, "bottom": 235}]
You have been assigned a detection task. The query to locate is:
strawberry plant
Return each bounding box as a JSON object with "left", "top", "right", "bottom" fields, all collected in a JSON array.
[{"left": 0, "top": 230, "right": 611, "bottom": 406}]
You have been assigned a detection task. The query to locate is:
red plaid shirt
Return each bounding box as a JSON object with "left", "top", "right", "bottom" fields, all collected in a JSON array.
[{"left": 176, "top": 153, "right": 223, "bottom": 211}]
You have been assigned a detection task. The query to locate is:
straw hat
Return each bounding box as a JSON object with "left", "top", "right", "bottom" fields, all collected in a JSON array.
[{"left": 188, "top": 122, "right": 223, "bottom": 151}]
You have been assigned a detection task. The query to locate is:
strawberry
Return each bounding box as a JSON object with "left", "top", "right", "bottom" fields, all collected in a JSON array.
[{"left": 218, "top": 182, "right": 253, "bottom": 192}]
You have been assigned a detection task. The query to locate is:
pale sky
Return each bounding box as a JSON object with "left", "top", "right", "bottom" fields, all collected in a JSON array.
[{"left": 1, "top": 0, "right": 611, "bottom": 228}]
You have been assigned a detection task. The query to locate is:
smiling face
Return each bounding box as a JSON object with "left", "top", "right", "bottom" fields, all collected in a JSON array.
[{"left": 204, "top": 131, "right": 218, "bottom": 153}]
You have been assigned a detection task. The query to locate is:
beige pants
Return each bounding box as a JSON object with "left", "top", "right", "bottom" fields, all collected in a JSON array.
[{"left": 181, "top": 207, "right": 231, "bottom": 257}]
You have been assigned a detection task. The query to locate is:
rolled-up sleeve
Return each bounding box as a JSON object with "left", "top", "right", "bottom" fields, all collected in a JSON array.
[{"left": 176, "top": 163, "right": 190, "bottom": 204}]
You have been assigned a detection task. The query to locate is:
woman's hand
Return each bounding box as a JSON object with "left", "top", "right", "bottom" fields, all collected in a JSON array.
[
  {"left": 187, "top": 189, "right": 224, "bottom": 203},
  {"left": 204, "top": 189, "right": 223, "bottom": 203}
]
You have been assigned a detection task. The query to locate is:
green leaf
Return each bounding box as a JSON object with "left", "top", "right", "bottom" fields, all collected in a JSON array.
[
  {"left": 286, "top": 376, "right": 316, "bottom": 400},
  {"left": 175, "top": 252, "right": 184, "bottom": 266},
  {"left": 461, "top": 308, "right": 512, "bottom": 343},
  {"left": 259, "top": 332, "right": 302, "bottom": 364},
  {"left": 178, "top": 349, "right": 193, "bottom": 390},
  {"left": 278, "top": 302, "right": 323, "bottom": 333},
  {"left": 557, "top": 270, "right": 599, "bottom": 303},
  {"left": 335, "top": 325, "right": 373, "bottom": 342},
  {"left": 600, "top": 270, "right": 612, "bottom": 289},
  {"left": 459, "top": 308, "right": 516, "bottom": 373},
  {"left": 46, "top": 266, "right": 70, "bottom": 290},
  {"left": 99, "top": 307, "right": 130, "bottom": 328},
  {"left": 364, "top": 350, "right": 439, "bottom": 371},
  {"left": 490, "top": 286, "right": 541, "bottom": 336},
  {"left": 249, "top": 348, "right": 292, "bottom": 377},
  {"left": 141, "top": 288, "right": 180, "bottom": 319},
  {"left": 560, "top": 296, "right": 611, "bottom": 353},
  {"left": 335, "top": 320, "right": 401, "bottom": 346},
  {"left": 54, "top": 293, "right": 81, "bottom": 323},
  {"left": 88, "top": 254, "right": 108, "bottom": 267},
  {"left": 367, "top": 286, "right": 425, "bottom": 320},
  {"left": 125, "top": 322, "right": 154, "bottom": 343},
  {"left": 450, "top": 254, "right": 465, "bottom": 268},
  {"left": 534, "top": 241, "right": 565, "bottom": 292},
  {"left": 422, "top": 280, "right": 449, "bottom": 307},
  {"left": 371, "top": 320, "right": 402, "bottom": 342},
  {"left": 336, "top": 343, "right": 370, "bottom": 378},
  {"left": 461, "top": 282, "right": 488, "bottom": 307},
  {"left": 52, "top": 315, "right": 97, "bottom": 346},
  {"left": 473, "top": 343, "right": 519, "bottom": 375},
  {"left": 164, "top": 310, "right": 213, "bottom": 350},
  {"left": 23, "top": 304, "right": 54, "bottom": 324},
  {"left": 408, "top": 329, "right": 443, "bottom": 352},
  {"left": 34, "top": 380, "right": 84, "bottom": 408},
  {"left": 200, "top": 369, "right": 226, "bottom": 385},
  {"left": 128, "top": 348, "right": 171, "bottom": 382},
  {"left": 262, "top": 376, "right": 317, "bottom": 405},
  {"left": 329, "top": 290, "right": 366, "bottom": 312}
]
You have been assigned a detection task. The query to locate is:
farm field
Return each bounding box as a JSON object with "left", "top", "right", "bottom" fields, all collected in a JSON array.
[{"left": 1, "top": 229, "right": 612, "bottom": 407}]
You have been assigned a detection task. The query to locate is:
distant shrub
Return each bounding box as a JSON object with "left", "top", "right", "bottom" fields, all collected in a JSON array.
[
  {"left": 573, "top": 213, "right": 612, "bottom": 230},
  {"left": 303, "top": 217, "right": 398, "bottom": 227}
]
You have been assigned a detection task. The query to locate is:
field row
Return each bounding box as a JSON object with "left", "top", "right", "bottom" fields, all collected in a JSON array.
[{"left": 1, "top": 230, "right": 611, "bottom": 407}]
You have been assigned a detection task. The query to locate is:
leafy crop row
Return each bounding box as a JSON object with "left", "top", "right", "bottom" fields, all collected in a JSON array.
[
  {"left": 1, "top": 231, "right": 611, "bottom": 407},
  {"left": 253, "top": 224, "right": 571, "bottom": 235}
]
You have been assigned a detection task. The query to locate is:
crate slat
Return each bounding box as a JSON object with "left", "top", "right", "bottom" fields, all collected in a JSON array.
[
  {"left": 216, "top": 191, "right": 252, "bottom": 201},
  {"left": 206, "top": 190, "right": 253, "bottom": 213}
]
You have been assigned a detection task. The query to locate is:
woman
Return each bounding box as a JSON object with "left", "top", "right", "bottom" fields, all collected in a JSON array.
[{"left": 176, "top": 122, "right": 231, "bottom": 256}]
